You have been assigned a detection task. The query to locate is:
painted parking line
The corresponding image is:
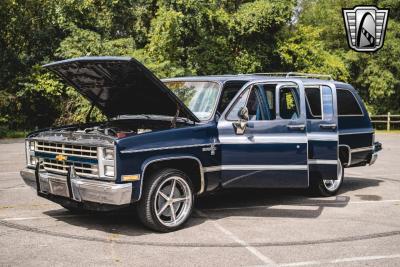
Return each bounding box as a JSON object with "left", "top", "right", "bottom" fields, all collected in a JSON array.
[
  {"left": 196, "top": 210, "right": 275, "bottom": 265},
  {"left": 1, "top": 214, "right": 92, "bottom": 221},
  {"left": 276, "top": 254, "right": 400, "bottom": 266},
  {"left": 202, "top": 199, "right": 400, "bottom": 211},
  {"left": 0, "top": 186, "right": 28, "bottom": 191},
  {"left": 0, "top": 172, "right": 20, "bottom": 175}
]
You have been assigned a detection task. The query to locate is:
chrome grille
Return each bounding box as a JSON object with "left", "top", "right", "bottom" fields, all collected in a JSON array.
[
  {"left": 35, "top": 141, "right": 99, "bottom": 178},
  {"left": 42, "top": 159, "right": 99, "bottom": 178},
  {"left": 36, "top": 141, "right": 97, "bottom": 159}
]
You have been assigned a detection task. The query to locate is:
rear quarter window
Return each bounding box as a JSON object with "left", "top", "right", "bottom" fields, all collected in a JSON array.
[{"left": 337, "top": 89, "right": 363, "bottom": 116}]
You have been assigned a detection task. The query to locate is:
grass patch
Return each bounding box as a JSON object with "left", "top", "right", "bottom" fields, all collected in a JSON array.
[{"left": 0, "top": 127, "right": 30, "bottom": 139}]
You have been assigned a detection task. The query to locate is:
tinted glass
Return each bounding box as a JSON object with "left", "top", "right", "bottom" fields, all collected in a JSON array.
[
  {"left": 246, "top": 88, "right": 262, "bottom": 121},
  {"left": 279, "top": 87, "right": 299, "bottom": 119},
  {"left": 260, "top": 84, "right": 276, "bottom": 120},
  {"left": 226, "top": 87, "right": 251, "bottom": 121},
  {"left": 217, "top": 82, "right": 246, "bottom": 113},
  {"left": 305, "top": 87, "right": 322, "bottom": 119},
  {"left": 337, "top": 89, "right": 363, "bottom": 115}
]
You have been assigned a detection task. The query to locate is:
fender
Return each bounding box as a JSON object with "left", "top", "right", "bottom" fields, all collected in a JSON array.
[{"left": 137, "top": 154, "right": 205, "bottom": 201}]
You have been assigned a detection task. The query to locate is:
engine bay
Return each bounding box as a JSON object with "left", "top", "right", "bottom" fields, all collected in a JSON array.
[{"left": 32, "top": 116, "right": 191, "bottom": 140}]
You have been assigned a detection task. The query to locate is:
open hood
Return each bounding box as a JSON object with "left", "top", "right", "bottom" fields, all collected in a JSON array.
[{"left": 44, "top": 57, "right": 199, "bottom": 122}]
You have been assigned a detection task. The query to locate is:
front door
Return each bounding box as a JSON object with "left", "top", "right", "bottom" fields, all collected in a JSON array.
[
  {"left": 304, "top": 83, "right": 339, "bottom": 181},
  {"left": 217, "top": 80, "right": 309, "bottom": 188}
]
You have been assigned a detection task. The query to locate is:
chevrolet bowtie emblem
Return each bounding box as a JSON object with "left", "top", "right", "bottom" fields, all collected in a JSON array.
[{"left": 55, "top": 154, "right": 67, "bottom": 161}]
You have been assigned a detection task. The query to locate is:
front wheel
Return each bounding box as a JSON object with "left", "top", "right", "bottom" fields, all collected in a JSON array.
[
  {"left": 310, "top": 160, "right": 344, "bottom": 197},
  {"left": 136, "top": 168, "right": 194, "bottom": 232}
]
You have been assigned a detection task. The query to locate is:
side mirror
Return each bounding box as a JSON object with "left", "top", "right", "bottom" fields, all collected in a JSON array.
[
  {"left": 238, "top": 106, "right": 249, "bottom": 121},
  {"left": 233, "top": 107, "right": 249, "bottom": 135}
]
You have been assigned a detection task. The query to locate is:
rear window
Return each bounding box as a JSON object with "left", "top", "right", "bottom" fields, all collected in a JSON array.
[{"left": 337, "top": 89, "right": 363, "bottom": 116}]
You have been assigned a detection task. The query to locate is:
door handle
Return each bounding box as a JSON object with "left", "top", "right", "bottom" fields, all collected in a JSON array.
[
  {"left": 287, "top": 124, "right": 305, "bottom": 131},
  {"left": 320, "top": 123, "right": 337, "bottom": 130}
]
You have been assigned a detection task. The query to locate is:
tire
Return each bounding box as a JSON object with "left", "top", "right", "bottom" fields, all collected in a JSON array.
[
  {"left": 310, "top": 160, "right": 344, "bottom": 197},
  {"left": 136, "top": 168, "right": 194, "bottom": 232}
]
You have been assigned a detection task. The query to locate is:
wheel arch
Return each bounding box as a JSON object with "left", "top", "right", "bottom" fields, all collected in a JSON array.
[{"left": 139, "top": 155, "right": 204, "bottom": 200}]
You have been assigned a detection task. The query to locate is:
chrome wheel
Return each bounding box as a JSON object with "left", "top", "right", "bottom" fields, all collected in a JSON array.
[
  {"left": 323, "top": 160, "right": 343, "bottom": 192},
  {"left": 154, "top": 176, "right": 192, "bottom": 227}
]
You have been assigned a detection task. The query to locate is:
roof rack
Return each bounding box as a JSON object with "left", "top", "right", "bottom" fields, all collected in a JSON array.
[{"left": 245, "top": 72, "right": 333, "bottom": 80}]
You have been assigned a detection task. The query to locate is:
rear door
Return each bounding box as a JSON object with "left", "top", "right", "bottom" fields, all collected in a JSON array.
[{"left": 305, "top": 82, "right": 339, "bottom": 180}]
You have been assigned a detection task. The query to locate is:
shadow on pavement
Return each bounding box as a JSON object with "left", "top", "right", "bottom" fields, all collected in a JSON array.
[{"left": 43, "top": 176, "right": 383, "bottom": 235}]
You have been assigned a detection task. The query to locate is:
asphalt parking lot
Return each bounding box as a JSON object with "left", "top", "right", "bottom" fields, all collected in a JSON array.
[{"left": 0, "top": 134, "right": 399, "bottom": 266}]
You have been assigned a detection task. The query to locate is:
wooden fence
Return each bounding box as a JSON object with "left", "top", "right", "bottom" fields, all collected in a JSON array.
[{"left": 370, "top": 113, "right": 400, "bottom": 131}]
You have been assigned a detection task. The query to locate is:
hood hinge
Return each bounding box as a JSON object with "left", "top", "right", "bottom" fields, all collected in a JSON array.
[{"left": 171, "top": 105, "right": 180, "bottom": 128}]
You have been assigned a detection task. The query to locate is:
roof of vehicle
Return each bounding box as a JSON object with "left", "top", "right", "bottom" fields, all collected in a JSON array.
[{"left": 162, "top": 75, "right": 353, "bottom": 89}]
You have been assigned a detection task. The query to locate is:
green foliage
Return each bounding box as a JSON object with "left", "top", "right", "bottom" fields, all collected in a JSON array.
[
  {"left": 0, "top": 0, "right": 399, "bottom": 132},
  {"left": 277, "top": 25, "right": 350, "bottom": 81}
]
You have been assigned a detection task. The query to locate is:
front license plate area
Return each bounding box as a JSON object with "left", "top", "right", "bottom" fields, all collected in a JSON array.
[{"left": 49, "top": 180, "right": 69, "bottom": 198}]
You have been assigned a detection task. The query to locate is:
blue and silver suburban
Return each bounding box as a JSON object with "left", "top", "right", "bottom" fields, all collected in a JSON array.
[{"left": 20, "top": 57, "right": 382, "bottom": 232}]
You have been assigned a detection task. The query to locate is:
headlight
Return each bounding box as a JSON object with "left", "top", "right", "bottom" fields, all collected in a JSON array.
[
  {"left": 104, "top": 148, "right": 114, "bottom": 160},
  {"left": 30, "top": 156, "right": 37, "bottom": 165},
  {"left": 29, "top": 141, "right": 35, "bottom": 151},
  {"left": 104, "top": 165, "right": 114, "bottom": 177},
  {"left": 98, "top": 147, "right": 115, "bottom": 179},
  {"left": 26, "top": 140, "right": 36, "bottom": 166}
]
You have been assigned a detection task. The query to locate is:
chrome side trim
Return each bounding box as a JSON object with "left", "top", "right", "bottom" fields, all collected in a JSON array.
[
  {"left": 121, "top": 143, "right": 217, "bottom": 154},
  {"left": 308, "top": 159, "right": 338, "bottom": 165},
  {"left": 203, "top": 165, "right": 307, "bottom": 171},
  {"left": 203, "top": 166, "right": 221, "bottom": 172},
  {"left": 307, "top": 133, "right": 338, "bottom": 141},
  {"left": 351, "top": 146, "right": 373, "bottom": 153},
  {"left": 139, "top": 156, "right": 205, "bottom": 199},
  {"left": 219, "top": 135, "right": 307, "bottom": 144},
  {"left": 339, "top": 130, "right": 374, "bottom": 135}
]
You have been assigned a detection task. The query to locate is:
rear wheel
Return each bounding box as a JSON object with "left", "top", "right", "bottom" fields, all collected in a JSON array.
[
  {"left": 137, "top": 168, "right": 194, "bottom": 232},
  {"left": 310, "top": 160, "right": 344, "bottom": 197}
]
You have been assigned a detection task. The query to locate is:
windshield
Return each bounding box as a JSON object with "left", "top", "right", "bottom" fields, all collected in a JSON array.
[{"left": 164, "top": 81, "right": 221, "bottom": 121}]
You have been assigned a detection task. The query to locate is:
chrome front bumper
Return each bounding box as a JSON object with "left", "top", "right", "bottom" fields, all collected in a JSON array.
[
  {"left": 20, "top": 168, "right": 132, "bottom": 206},
  {"left": 369, "top": 153, "right": 378, "bottom": 165}
]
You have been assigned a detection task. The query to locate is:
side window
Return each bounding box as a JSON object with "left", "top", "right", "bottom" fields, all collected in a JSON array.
[
  {"left": 305, "top": 86, "right": 335, "bottom": 120},
  {"left": 305, "top": 87, "right": 322, "bottom": 119},
  {"left": 226, "top": 86, "right": 266, "bottom": 121},
  {"left": 246, "top": 88, "right": 262, "bottom": 120},
  {"left": 337, "top": 89, "right": 363, "bottom": 116},
  {"left": 226, "top": 88, "right": 251, "bottom": 121},
  {"left": 217, "top": 82, "right": 247, "bottom": 114},
  {"left": 260, "top": 84, "right": 276, "bottom": 120},
  {"left": 279, "top": 87, "right": 300, "bottom": 120}
]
